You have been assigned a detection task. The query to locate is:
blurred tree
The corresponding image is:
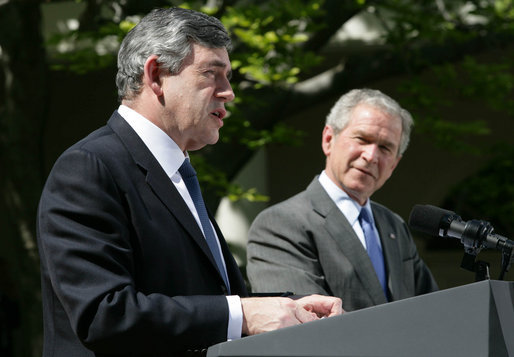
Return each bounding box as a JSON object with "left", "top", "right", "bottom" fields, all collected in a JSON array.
[
  {"left": 435, "top": 143, "right": 514, "bottom": 250},
  {"left": 0, "top": 1, "right": 47, "bottom": 356},
  {"left": 1, "top": 0, "right": 513, "bottom": 355}
]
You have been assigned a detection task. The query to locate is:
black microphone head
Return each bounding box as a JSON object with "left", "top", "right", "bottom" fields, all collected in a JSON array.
[{"left": 408, "top": 204, "right": 457, "bottom": 237}]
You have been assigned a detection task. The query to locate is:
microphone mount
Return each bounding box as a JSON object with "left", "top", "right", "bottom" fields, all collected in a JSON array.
[
  {"left": 449, "top": 218, "right": 512, "bottom": 281},
  {"left": 409, "top": 204, "right": 513, "bottom": 281}
]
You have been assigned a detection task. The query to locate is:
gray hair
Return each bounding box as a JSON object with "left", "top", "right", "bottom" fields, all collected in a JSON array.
[
  {"left": 116, "top": 7, "right": 232, "bottom": 100},
  {"left": 325, "top": 88, "right": 414, "bottom": 156}
]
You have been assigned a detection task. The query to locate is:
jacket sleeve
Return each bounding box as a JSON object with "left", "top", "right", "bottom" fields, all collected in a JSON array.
[{"left": 246, "top": 202, "right": 331, "bottom": 296}]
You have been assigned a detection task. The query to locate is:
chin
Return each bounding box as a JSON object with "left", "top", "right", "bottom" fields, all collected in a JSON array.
[
  {"left": 208, "top": 133, "right": 220, "bottom": 145},
  {"left": 197, "top": 131, "right": 220, "bottom": 148},
  {"left": 345, "top": 184, "right": 371, "bottom": 201}
]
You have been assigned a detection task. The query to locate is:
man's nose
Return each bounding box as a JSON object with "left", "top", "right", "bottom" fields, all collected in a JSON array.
[
  {"left": 216, "top": 79, "right": 235, "bottom": 103},
  {"left": 362, "top": 144, "right": 379, "bottom": 163}
]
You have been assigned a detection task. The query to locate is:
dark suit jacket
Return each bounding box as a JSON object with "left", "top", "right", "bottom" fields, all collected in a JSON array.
[
  {"left": 247, "top": 178, "right": 437, "bottom": 312},
  {"left": 37, "top": 111, "right": 248, "bottom": 357}
]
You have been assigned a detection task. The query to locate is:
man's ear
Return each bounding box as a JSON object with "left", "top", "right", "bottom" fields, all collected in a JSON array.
[
  {"left": 321, "top": 125, "right": 334, "bottom": 156},
  {"left": 143, "top": 55, "right": 164, "bottom": 96}
]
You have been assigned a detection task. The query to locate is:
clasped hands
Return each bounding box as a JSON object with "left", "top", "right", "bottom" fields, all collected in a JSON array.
[{"left": 241, "top": 294, "right": 343, "bottom": 335}]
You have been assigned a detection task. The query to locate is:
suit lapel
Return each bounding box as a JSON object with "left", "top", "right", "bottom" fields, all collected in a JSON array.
[
  {"left": 106, "top": 112, "right": 224, "bottom": 281},
  {"left": 210, "top": 215, "right": 248, "bottom": 295},
  {"left": 306, "top": 179, "right": 387, "bottom": 305}
]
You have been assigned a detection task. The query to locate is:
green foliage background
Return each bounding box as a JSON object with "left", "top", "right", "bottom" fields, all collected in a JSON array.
[{"left": 0, "top": 0, "right": 513, "bottom": 356}]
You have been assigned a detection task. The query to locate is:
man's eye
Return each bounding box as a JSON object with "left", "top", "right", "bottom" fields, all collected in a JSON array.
[{"left": 203, "top": 70, "right": 216, "bottom": 77}]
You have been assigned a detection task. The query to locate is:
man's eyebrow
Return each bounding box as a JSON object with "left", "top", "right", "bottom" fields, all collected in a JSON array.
[
  {"left": 204, "top": 60, "right": 232, "bottom": 80},
  {"left": 379, "top": 138, "right": 399, "bottom": 152},
  {"left": 354, "top": 129, "right": 398, "bottom": 149}
]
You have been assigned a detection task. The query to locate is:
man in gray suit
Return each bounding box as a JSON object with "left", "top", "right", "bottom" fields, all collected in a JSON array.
[{"left": 247, "top": 88, "right": 438, "bottom": 312}]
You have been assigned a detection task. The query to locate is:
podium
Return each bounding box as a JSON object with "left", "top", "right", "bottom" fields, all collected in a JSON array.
[{"left": 207, "top": 280, "right": 514, "bottom": 357}]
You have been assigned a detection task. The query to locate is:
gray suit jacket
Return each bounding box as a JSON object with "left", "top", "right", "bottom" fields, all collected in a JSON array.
[{"left": 247, "top": 178, "right": 437, "bottom": 312}]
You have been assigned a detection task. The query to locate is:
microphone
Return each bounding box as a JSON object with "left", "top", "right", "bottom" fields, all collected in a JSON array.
[{"left": 408, "top": 204, "right": 513, "bottom": 253}]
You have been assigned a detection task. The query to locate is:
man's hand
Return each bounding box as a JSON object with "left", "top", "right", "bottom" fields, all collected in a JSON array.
[
  {"left": 293, "top": 294, "right": 343, "bottom": 318},
  {"left": 241, "top": 295, "right": 343, "bottom": 335}
]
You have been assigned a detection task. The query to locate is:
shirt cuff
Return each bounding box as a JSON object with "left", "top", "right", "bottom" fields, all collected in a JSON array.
[{"left": 226, "top": 295, "right": 243, "bottom": 341}]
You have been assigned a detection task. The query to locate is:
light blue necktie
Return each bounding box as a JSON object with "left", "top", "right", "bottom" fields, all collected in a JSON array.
[
  {"left": 179, "top": 159, "right": 230, "bottom": 293},
  {"left": 359, "top": 208, "right": 388, "bottom": 300}
]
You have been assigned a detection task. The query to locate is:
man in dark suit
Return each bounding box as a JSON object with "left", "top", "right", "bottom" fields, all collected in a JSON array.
[
  {"left": 247, "top": 89, "right": 438, "bottom": 312},
  {"left": 36, "top": 7, "right": 342, "bottom": 357}
]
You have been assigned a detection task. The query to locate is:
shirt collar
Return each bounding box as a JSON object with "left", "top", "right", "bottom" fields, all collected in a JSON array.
[
  {"left": 118, "top": 105, "right": 186, "bottom": 177},
  {"left": 318, "top": 170, "right": 373, "bottom": 225}
]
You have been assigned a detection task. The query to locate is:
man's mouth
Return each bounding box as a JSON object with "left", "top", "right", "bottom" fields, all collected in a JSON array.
[
  {"left": 210, "top": 109, "right": 226, "bottom": 120},
  {"left": 354, "top": 166, "right": 375, "bottom": 178}
]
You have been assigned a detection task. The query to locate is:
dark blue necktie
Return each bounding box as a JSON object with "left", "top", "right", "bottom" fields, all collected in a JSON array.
[
  {"left": 179, "top": 159, "right": 230, "bottom": 293},
  {"left": 359, "top": 208, "right": 388, "bottom": 299}
]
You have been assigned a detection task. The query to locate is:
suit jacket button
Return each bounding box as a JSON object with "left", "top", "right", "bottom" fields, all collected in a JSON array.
[{"left": 221, "top": 285, "right": 228, "bottom": 295}]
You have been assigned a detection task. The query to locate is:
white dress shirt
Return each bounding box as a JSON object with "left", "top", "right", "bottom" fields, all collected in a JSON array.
[
  {"left": 318, "top": 171, "right": 383, "bottom": 251},
  {"left": 118, "top": 105, "right": 242, "bottom": 341}
]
